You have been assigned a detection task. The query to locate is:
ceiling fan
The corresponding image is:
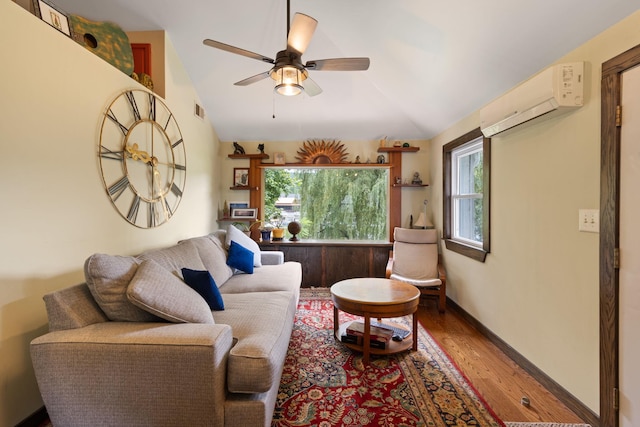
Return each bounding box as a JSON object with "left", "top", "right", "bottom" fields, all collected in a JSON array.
[{"left": 202, "top": 1, "right": 370, "bottom": 97}]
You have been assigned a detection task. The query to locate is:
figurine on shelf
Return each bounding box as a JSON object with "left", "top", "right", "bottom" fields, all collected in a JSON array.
[
  {"left": 233, "top": 141, "right": 245, "bottom": 155},
  {"left": 411, "top": 172, "right": 423, "bottom": 185},
  {"left": 376, "top": 154, "right": 385, "bottom": 164},
  {"left": 257, "top": 143, "right": 265, "bottom": 154},
  {"left": 354, "top": 155, "right": 361, "bottom": 164}
]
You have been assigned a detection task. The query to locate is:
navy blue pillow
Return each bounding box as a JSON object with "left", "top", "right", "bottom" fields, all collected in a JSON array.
[
  {"left": 181, "top": 268, "right": 225, "bottom": 311},
  {"left": 226, "top": 240, "right": 254, "bottom": 274}
]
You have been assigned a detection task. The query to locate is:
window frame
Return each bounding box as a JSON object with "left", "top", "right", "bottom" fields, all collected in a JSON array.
[{"left": 443, "top": 128, "right": 491, "bottom": 262}]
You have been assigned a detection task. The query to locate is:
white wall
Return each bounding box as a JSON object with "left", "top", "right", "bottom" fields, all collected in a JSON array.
[
  {"left": 0, "top": 2, "right": 220, "bottom": 425},
  {"left": 218, "top": 139, "right": 432, "bottom": 229},
  {"left": 429, "top": 10, "right": 640, "bottom": 413}
]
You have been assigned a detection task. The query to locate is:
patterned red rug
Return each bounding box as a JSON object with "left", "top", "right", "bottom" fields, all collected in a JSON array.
[{"left": 272, "top": 288, "right": 504, "bottom": 426}]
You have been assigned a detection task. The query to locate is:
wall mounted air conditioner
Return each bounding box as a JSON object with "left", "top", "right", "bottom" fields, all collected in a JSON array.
[{"left": 480, "top": 62, "right": 584, "bottom": 137}]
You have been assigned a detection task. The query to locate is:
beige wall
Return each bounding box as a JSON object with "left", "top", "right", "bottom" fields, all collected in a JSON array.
[
  {"left": 429, "top": 10, "right": 640, "bottom": 413},
  {"left": 0, "top": 2, "right": 220, "bottom": 425},
  {"left": 218, "top": 139, "right": 432, "bottom": 229}
]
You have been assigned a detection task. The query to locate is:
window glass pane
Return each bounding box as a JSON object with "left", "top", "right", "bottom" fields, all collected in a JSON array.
[
  {"left": 454, "top": 197, "right": 483, "bottom": 244},
  {"left": 457, "top": 150, "right": 483, "bottom": 195},
  {"left": 264, "top": 168, "right": 388, "bottom": 240}
]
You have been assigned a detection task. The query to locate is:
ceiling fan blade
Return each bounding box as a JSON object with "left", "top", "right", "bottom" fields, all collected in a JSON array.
[
  {"left": 287, "top": 13, "right": 318, "bottom": 55},
  {"left": 305, "top": 57, "right": 370, "bottom": 71},
  {"left": 301, "top": 77, "right": 322, "bottom": 97},
  {"left": 234, "top": 71, "right": 271, "bottom": 86},
  {"left": 203, "top": 39, "right": 274, "bottom": 64}
]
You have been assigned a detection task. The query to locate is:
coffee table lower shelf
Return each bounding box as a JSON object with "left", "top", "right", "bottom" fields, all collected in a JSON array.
[{"left": 335, "top": 320, "right": 414, "bottom": 356}]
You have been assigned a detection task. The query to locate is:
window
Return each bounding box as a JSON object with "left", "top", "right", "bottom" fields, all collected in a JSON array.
[
  {"left": 263, "top": 167, "right": 389, "bottom": 240},
  {"left": 443, "top": 128, "right": 490, "bottom": 261}
]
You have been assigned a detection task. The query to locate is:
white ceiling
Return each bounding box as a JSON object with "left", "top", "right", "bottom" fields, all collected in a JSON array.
[{"left": 50, "top": 0, "right": 639, "bottom": 142}]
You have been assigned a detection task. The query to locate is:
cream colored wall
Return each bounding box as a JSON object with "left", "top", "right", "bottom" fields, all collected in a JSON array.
[
  {"left": 0, "top": 2, "right": 220, "bottom": 425},
  {"left": 429, "top": 10, "right": 640, "bottom": 413},
  {"left": 218, "top": 139, "right": 431, "bottom": 229}
]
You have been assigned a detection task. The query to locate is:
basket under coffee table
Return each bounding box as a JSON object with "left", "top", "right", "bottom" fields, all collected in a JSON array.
[{"left": 330, "top": 278, "right": 420, "bottom": 364}]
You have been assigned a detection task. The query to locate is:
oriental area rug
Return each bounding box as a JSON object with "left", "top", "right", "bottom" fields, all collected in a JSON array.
[{"left": 272, "top": 288, "right": 504, "bottom": 426}]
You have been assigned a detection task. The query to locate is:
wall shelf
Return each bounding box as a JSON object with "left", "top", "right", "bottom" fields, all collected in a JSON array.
[
  {"left": 377, "top": 147, "right": 420, "bottom": 153},
  {"left": 230, "top": 186, "right": 258, "bottom": 191},
  {"left": 392, "top": 184, "right": 429, "bottom": 188},
  {"left": 228, "top": 153, "right": 269, "bottom": 160},
  {"left": 217, "top": 217, "right": 257, "bottom": 222}
]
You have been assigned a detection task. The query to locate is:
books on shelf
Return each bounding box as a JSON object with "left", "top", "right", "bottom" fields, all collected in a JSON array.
[{"left": 341, "top": 333, "right": 387, "bottom": 349}]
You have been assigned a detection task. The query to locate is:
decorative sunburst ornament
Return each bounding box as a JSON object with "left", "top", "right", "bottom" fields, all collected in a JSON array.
[{"left": 295, "top": 139, "right": 349, "bottom": 164}]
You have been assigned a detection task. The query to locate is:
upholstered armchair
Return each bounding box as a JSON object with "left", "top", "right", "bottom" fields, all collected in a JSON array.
[{"left": 385, "top": 227, "right": 447, "bottom": 313}]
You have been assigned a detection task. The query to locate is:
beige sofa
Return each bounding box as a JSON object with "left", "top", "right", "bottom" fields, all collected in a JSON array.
[{"left": 30, "top": 229, "right": 302, "bottom": 427}]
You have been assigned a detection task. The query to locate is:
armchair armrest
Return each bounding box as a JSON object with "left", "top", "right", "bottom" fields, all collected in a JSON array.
[
  {"left": 437, "top": 257, "right": 446, "bottom": 285},
  {"left": 385, "top": 250, "right": 394, "bottom": 279},
  {"left": 31, "top": 322, "right": 233, "bottom": 426},
  {"left": 261, "top": 250, "right": 284, "bottom": 265}
]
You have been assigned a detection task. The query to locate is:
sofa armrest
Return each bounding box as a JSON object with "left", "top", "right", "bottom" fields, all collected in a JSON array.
[
  {"left": 261, "top": 250, "right": 284, "bottom": 265},
  {"left": 31, "top": 322, "right": 233, "bottom": 426}
]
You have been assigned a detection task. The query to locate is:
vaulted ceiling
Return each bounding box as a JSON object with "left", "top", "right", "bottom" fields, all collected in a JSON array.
[{"left": 51, "top": 0, "right": 639, "bottom": 142}]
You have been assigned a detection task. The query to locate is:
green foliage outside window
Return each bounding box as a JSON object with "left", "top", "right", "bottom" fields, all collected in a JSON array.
[{"left": 264, "top": 168, "right": 388, "bottom": 240}]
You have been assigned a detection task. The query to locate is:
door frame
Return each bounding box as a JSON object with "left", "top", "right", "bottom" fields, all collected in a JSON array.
[{"left": 600, "top": 43, "right": 640, "bottom": 427}]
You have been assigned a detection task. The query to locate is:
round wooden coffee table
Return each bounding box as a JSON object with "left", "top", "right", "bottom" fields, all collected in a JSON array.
[{"left": 331, "top": 278, "right": 420, "bottom": 364}]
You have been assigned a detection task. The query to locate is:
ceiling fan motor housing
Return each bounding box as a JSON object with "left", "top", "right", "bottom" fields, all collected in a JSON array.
[{"left": 269, "top": 50, "right": 308, "bottom": 82}]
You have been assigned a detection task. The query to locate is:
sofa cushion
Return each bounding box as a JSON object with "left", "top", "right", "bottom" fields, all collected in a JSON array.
[
  {"left": 138, "top": 240, "right": 207, "bottom": 278},
  {"left": 43, "top": 284, "right": 108, "bottom": 332},
  {"left": 225, "top": 225, "right": 261, "bottom": 267},
  {"left": 212, "top": 291, "right": 296, "bottom": 393},
  {"left": 127, "top": 260, "right": 215, "bottom": 324},
  {"left": 182, "top": 268, "right": 224, "bottom": 311},
  {"left": 226, "top": 241, "right": 254, "bottom": 274},
  {"left": 220, "top": 262, "right": 302, "bottom": 294},
  {"left": 181, "top": 235, "right": 234, "bottom": 287},
  {"left": 84, "top": 254, "right": 159, "bottom": 322}
]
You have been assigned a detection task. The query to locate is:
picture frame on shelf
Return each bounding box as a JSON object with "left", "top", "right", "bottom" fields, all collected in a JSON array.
[
  {"left": 274, "top": 152, "right": 286, "bottom": 165},
  {"left": 33, "top": 0, "right": 72, "bottom": 37},
  {"left": 231, "top": 208, "right": 257, "bottom": 219},
  {"left": 229, "top": 202, "right": 249, "bottom": 212},
  {"left": 233, "top": 168, "right": 249, "bottom": 187}
]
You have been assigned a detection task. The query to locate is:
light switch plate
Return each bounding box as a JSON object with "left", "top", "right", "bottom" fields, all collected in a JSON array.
[{"left": 579, "top": 209, "right": 599, "bottom": 233}]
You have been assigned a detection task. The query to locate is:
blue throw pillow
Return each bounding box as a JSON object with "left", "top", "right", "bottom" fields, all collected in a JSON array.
[
  {"left": 226, "top": 240, "right": 254, "bottom": 274},
  {"left": 181, "top": 268, "right": 225, "bottom": 311}
]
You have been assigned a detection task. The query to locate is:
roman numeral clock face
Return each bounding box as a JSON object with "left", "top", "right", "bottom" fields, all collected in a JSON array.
[{"left": 99, "top": 90, "right": 186, "bottom": 228}]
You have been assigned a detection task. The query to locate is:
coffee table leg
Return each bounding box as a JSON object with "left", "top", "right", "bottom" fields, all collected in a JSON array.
[
  {"left": 412, "top": 312, "right": 418, "bottom": 351},
  {"left": 333, "top": 306, "right": 339, "bottom": 341},
  {"left": 363, "top": 314, "right": 371, "bottom": 364}
]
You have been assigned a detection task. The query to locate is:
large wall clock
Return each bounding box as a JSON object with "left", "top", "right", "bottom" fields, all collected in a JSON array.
[{"left": 99, "top": 89, "right": 186, "bottom": 228}]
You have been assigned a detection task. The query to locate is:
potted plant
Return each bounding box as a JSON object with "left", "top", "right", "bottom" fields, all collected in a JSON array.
[{"left": 270, "top": 211, "right": 286, "bottom": 241}]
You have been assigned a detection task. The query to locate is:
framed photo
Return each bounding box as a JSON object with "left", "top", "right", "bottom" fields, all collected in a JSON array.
[
  {"left": 229, "top": 201, "right": 249, "bottom": 211},
  {"left": 274, "top": 152, "right": 286, "bottom": 165},
  {"left": 231, "top": 208, "right": 257, "bottom": 219},
  {"left": 233, "top": 168, "right": 249, "bottom": 187},
  {"left": 33, "top": 0, "right": 72, "bottom": 37}
]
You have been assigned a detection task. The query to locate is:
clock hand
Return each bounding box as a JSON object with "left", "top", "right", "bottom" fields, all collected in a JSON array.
[
  {"left": 151, "top": 158, "right": 169, "bottom": 222},
  {"left": 125, "top": 143, "right": 152, "bottom": 163}
]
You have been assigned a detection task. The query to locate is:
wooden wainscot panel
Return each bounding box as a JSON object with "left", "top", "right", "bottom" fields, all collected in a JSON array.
[{"left": 259, "top": 240, "right": 392, "bottom": 288}]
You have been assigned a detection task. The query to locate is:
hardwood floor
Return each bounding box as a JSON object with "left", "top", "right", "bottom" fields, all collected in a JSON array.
[{"left": 416, "top": 299, "right": 586, "bottom": 424}]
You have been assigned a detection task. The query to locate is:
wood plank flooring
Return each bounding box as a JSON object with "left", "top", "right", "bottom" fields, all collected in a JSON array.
[{"left": 416, "top": 300, "right": 586, "bottom": 424}]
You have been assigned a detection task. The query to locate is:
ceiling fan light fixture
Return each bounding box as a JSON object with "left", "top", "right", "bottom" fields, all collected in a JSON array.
[{"left": 273, "top": 66, "right": 304, "bottom": 96}]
